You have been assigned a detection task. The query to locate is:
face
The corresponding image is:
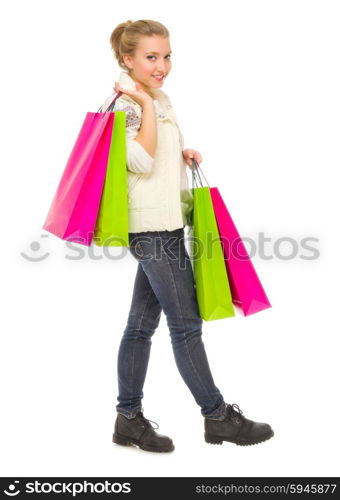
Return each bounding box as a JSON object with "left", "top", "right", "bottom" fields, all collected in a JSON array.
[{"left": 122, "top": 35, "right": 172, "bottom": 96}]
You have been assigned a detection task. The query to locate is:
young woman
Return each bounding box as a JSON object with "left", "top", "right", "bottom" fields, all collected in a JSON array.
[{"left": 100, "top": 19, "right": 274, "bottom": 453}]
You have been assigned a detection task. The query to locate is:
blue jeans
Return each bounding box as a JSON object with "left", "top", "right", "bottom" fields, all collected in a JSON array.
[{"left": 116, "top": 227, "right": 226, "bottom": 420}]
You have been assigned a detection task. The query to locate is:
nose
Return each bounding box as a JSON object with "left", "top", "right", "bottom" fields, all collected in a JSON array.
[{"left": 156, "top": 62, "right": 168, "bottom": 74}]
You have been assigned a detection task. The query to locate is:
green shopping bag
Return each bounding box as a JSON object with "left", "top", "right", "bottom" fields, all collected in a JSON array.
[
  {"left": 189, "top": 166, "right": 235, "bottom": 321},
  {"left": 93, "top": 111, "right": 129, "bottom": 246}
]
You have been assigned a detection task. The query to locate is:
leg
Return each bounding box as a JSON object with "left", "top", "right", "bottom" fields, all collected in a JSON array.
[
  {"left": 116, "top": 247, "right": 162, "bottom": 418},
  {"left": 129, "top": 228, "right": 226, "bottom": 419}
]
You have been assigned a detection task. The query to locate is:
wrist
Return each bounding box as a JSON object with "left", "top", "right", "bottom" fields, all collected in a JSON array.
[{"left": 142, "top": 99, "right": 154, "bottom": 110}]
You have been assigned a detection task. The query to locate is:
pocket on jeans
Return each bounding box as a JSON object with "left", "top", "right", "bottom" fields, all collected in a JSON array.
[{"left": 128, "top": 234, "right": 144, "bottom": 258}]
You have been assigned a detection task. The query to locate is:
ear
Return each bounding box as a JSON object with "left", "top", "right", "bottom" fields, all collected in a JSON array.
[{"left": 122, "top": 54, "right": 133, "bottom": 70}]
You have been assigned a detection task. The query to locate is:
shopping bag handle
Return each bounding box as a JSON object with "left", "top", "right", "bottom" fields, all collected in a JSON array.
[
  {"left": 97, "top": 91, "right": 123, "bottom": 113},
  {"left": 191, "top": 158, "right": 210, "bottom": 188}
]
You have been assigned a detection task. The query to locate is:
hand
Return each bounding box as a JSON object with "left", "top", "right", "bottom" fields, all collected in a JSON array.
[
  {"left": 113, "top": 81, "right": 154, "bottom": 108},
  {"left": 182, "top": 149, "right": 203, "bottom": 169}
]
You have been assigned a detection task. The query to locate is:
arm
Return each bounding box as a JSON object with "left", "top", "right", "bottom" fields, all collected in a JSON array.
[
  {"left": 106, "top": 98, "right": 156, "bottom": 174},
  {"left": 134, "top": 100, "right": 157, "bottom": 158},
  {"left": 112, "top": 81, "right": 157, "bottom": 174}
]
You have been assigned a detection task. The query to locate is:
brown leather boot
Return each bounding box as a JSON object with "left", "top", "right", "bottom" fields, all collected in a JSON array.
[
  {"left": 112, "top": 411, "right": 175, "bottom": 452},
  {"left": 205, "top": 403, "right": 274, "bottom": 446}
]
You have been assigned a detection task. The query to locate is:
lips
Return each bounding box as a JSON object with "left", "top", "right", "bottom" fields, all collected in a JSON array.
[{"left": 152, "top": 74, "right": 165, "bottom": 81}]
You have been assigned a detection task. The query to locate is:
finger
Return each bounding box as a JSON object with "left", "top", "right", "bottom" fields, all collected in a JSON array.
[{"left": 115, "top": 83, "right": 128, "bottom": 94}]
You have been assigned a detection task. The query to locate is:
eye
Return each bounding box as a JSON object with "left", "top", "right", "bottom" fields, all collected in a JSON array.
[{"left": 147, "top": 55, "right": 171, "bottom": 60}]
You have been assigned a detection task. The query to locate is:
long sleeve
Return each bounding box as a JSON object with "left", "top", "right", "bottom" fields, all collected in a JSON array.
[{"left": 99, "top": 95, "right": 154, "bottom": 174}]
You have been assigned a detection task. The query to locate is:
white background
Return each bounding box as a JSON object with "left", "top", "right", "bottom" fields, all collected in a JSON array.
[{"left": 1, "top": 0, "right": 339, "bottom": 478}]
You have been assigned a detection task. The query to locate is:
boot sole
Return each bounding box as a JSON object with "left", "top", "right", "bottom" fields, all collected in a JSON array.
[
  {"left": 112, "top": 432, "right": 175, "bottom": 453},
  {"left": 205, "top": 429, "right": 274, "bottom": 446}
]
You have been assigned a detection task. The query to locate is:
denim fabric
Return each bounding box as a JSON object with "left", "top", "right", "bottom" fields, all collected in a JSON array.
[{"left": 116, "top": 227, "right": 226, "bottom": 420}]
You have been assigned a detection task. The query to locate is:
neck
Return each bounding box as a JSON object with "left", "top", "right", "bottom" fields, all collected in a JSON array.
[{"left": 128, "top": 71, "right": 155, "bottom": 98}]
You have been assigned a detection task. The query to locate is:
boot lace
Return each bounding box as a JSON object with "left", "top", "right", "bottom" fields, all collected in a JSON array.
[
  {"left": 226, "top": 403, "right": 244, "bottom": 423},
  {"left": 138, "top": 411, "right": 159, "bottom": 430}
]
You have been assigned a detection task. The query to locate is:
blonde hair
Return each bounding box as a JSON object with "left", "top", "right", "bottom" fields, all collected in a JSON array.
[{"left": 110, "top": 19, "right": 169, "bottom": 71}]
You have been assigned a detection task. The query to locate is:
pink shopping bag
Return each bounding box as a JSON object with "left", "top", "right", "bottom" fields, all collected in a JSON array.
[
  {"left": 42, "top": 93, "right": 122, "bottom": 246},
  {"left": 210, "top": 187, "right": 271, "bottom": 316},
  {"left": 192, "top": 160, "right": 271, "bottom": 316}
]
